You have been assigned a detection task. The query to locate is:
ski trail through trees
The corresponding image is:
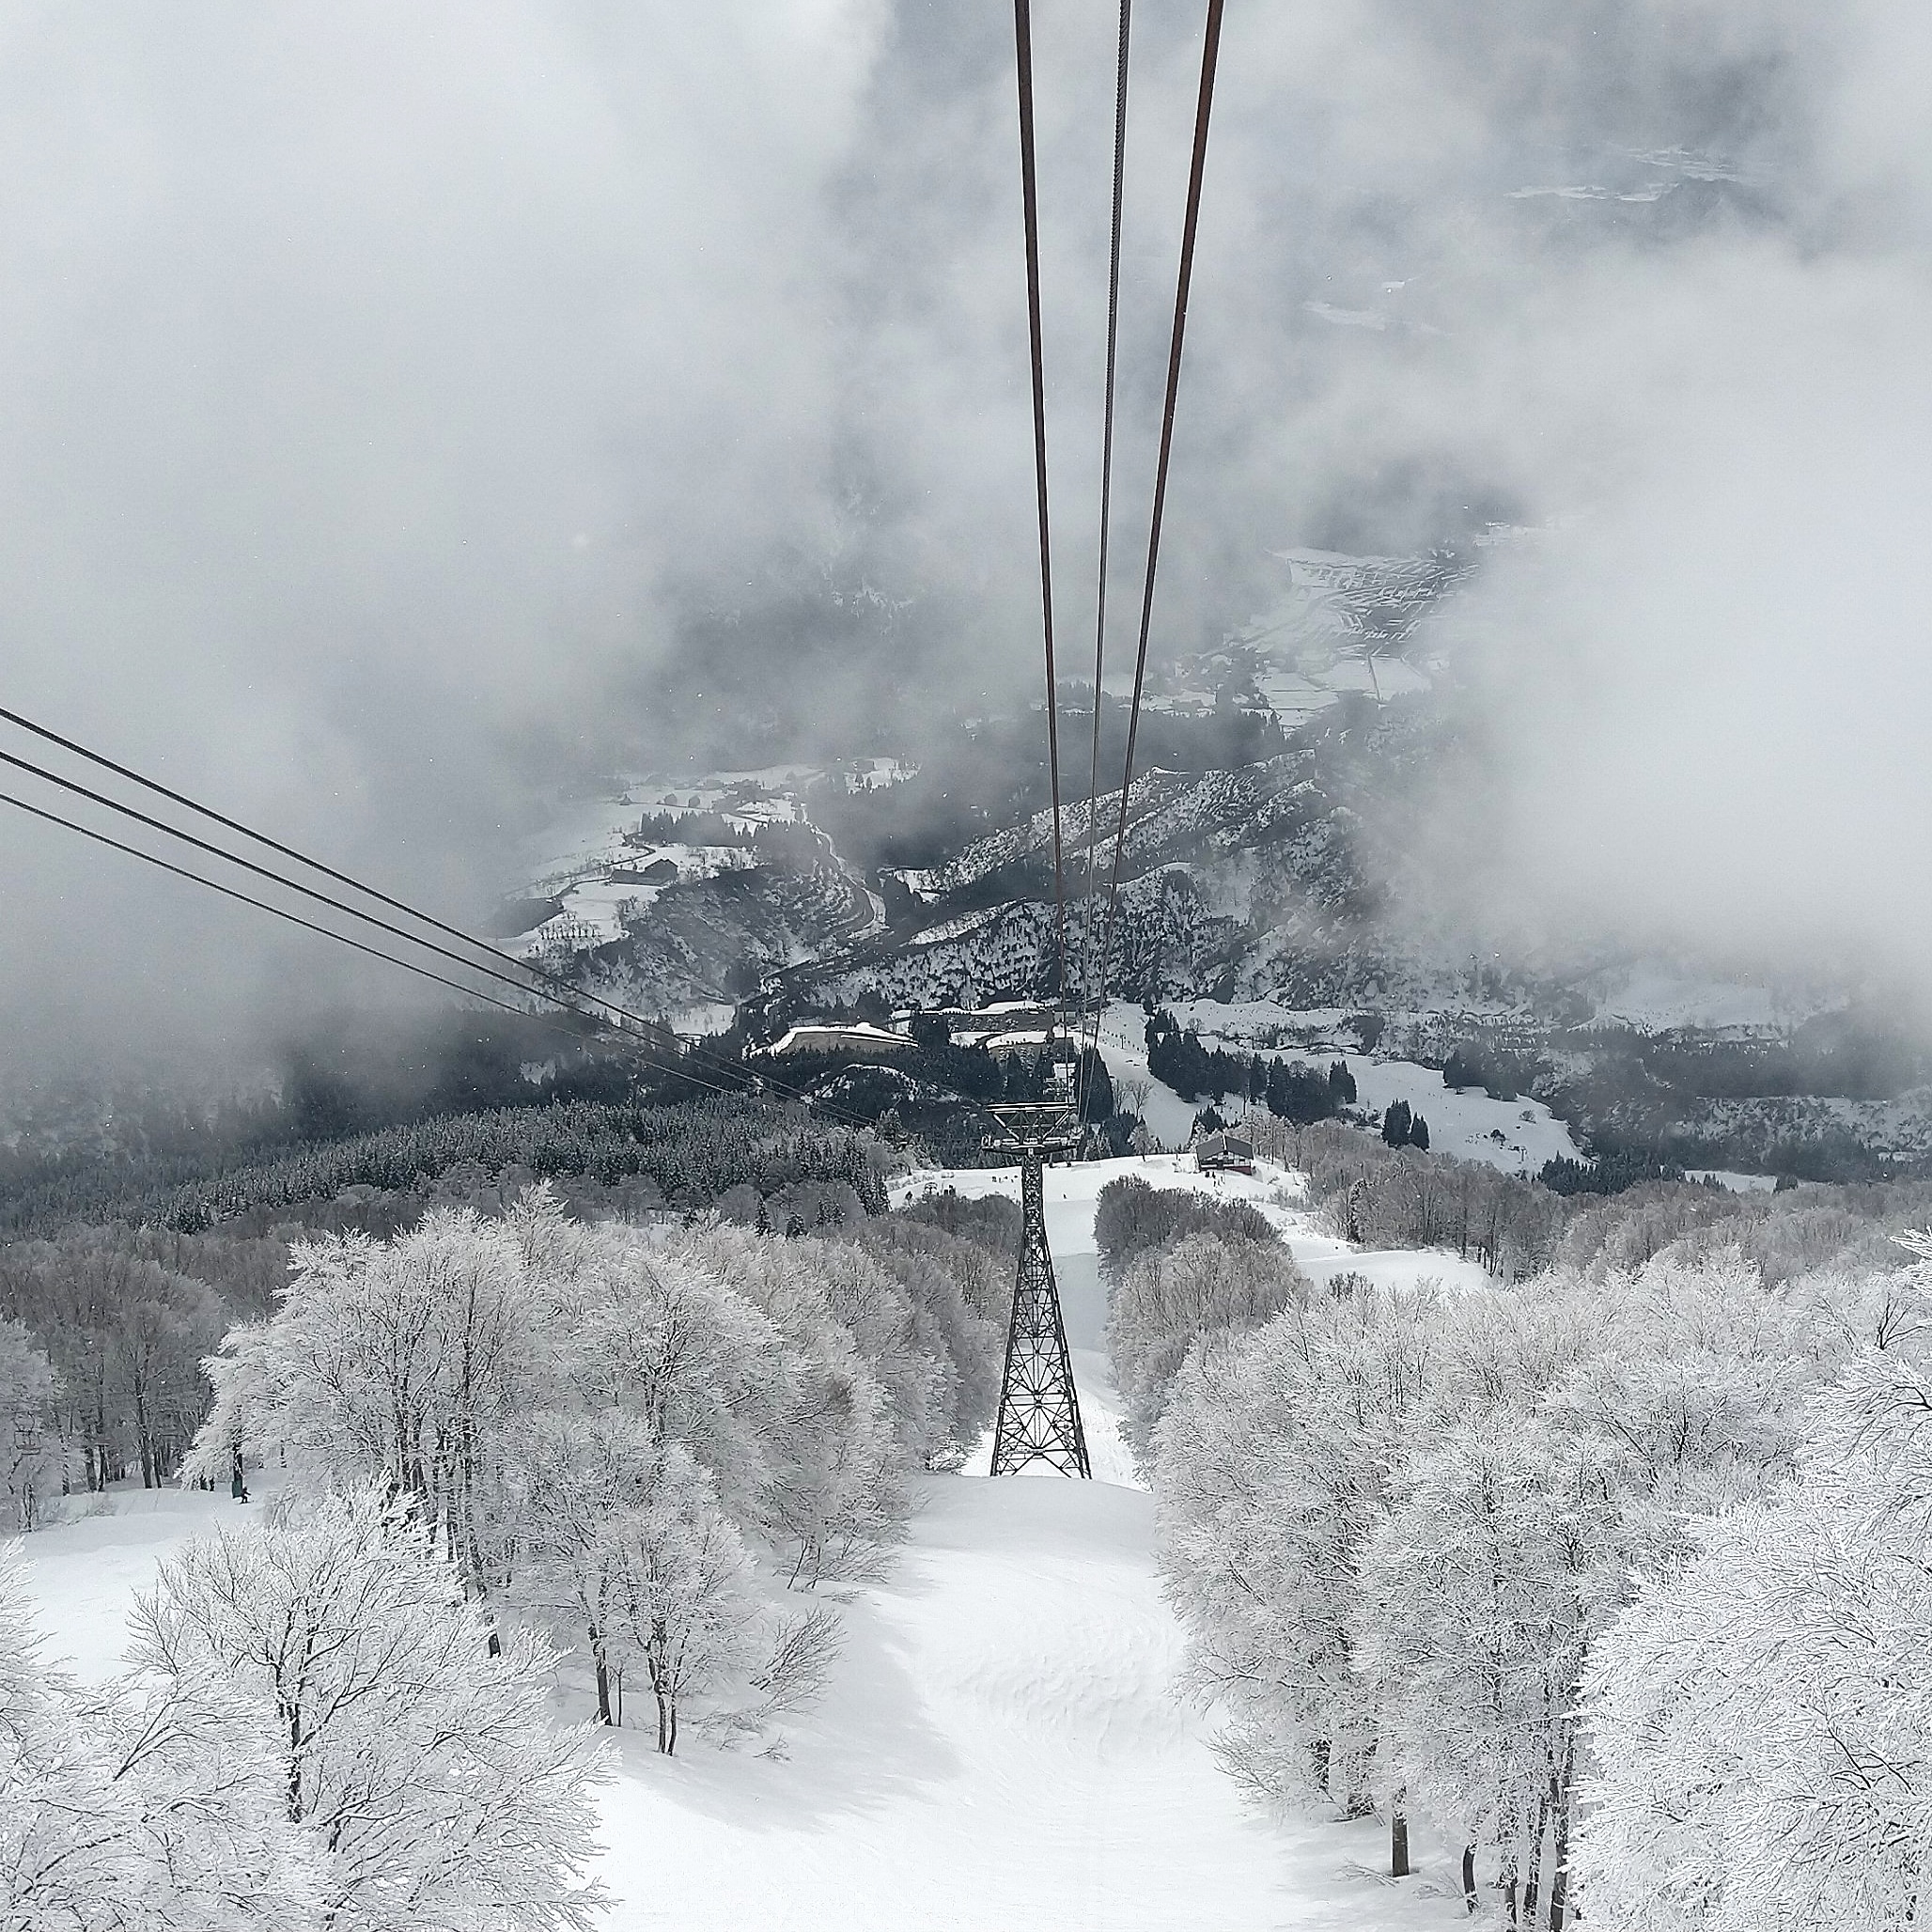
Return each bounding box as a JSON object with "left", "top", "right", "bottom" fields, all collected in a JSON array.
[
  {"left": 594, "top": 1162, "right": 1469, "bottom": 1931},
  {"left": 593, "top": 1376, "right": 1460, "bottom": 1931}
]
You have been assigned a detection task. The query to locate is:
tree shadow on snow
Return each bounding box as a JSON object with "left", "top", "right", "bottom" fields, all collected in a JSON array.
[{"left": 601, "top": 1566, "right": 964, "bottom": 1831}]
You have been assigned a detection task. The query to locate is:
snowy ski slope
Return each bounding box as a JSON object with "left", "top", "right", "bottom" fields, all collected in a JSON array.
[{"left": 16, "top": 1160, "right": 1477, "bottom": 1931}]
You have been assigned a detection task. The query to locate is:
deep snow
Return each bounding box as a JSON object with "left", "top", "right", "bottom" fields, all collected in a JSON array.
[{"left": 16, "top": 1158, "right": 1478, "bottom": 1931}]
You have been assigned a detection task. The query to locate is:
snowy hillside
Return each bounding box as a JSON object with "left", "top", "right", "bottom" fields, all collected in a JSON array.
[
  {"left": 488, "top": 693, "right": 1924, "bottom": 1180},
  {"left": 15, "top": 1159, "right": 1479, "bottom": 1932}
]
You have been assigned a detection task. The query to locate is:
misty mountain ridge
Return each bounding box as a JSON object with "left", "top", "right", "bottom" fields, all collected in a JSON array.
[{"left": 481, "top": 537, "right": 1932, "bottom": 1185}]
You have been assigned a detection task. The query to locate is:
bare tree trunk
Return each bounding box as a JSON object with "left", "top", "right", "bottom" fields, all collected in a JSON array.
[
  {"left": 1523, "top": 1796, "right": 1550, "bottom": 1928},
  {"left": 1391, "top": 1797, "right": 1410, "bottom": 1878},
  {"left": 591, "top": 1630, "right": 612, "bottom": 1725},
  {"left": 1549, "top": 1740, "right": 1576, "bottom": 1929},
  {"left": 1462, "top": 1844, "right": 1479, "bottom": 1916},
  {"left": 133, "top": 1384, "right": 155, "bottom": 1488},
  {"left": 649, "top": 1617, "right": 674, "bottom": 1754}
]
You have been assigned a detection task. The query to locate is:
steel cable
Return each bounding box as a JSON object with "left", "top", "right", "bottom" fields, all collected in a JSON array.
[
  {"left": 0, "top": 788, "right": 609, "bottom": 1051},
  {"left": 1011, "top": 0, "right": 1073, "bottom": 1061},
  {"left": 1073, "top": 0, "right": 1132, "bottom": 1129},
  {"left": 0, "top": 780, "right": 891, "bottom": 1123},
  {"left": 0, "top": 711, "right": 880, "bottom": 1127},
  {"left": 1087, "top": 0, "right": 1225, "bottom": 1083}
]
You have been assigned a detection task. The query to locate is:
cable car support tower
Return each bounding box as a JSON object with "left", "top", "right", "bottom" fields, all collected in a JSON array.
[{"left": 987, "top": 1095, "right": 1090, "bottom": 1478}]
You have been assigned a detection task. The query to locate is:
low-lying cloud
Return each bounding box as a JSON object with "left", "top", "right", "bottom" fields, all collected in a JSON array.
[{"left": 0, "top": 0, "right": 1926, "bottom": 1083}]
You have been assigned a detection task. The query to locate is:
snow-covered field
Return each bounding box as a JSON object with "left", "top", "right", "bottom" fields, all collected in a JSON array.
[
  {"left": 1087, "top": 1002, "right": 1584, "bottom": 1177},
  {"left": 893, "top": 1153, "right": 1493, "bottom": 1311},
  {"left": 15, "top": 1159, "right": 1477, "bottom": 1931},
  {"left": 1339, "top": 1056, "right": 1581, "bottom": 1176},
  {"left": 1584, "top": 964, "right": 1780, "bottom": 1032},
  {"left": 1685, "top": 1168, "right": 1781, "bottom": 1193},
  {"left": 1087, "top": 1006, "right": 1206, "bottom": 1148}
]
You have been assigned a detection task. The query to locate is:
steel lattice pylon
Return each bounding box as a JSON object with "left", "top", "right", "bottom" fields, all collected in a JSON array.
[{"left": 990, "top": 1144, "right": 1091, "bottom": 1478}]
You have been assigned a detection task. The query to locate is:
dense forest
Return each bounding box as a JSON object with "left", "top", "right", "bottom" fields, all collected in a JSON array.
[
  {"left": 0, "top": 1183, "right": 1016, "bottom": 1924},
  {"left": 1096, "top": 1168, "right": 1932, "bottom": 1926}
]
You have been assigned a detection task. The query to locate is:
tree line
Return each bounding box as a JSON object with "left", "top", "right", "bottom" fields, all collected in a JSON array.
[
  {"left": 1246, "top": 1118, "right": 1565, "bottom": 1279},
  {"left": 1144, "top": 1010, "right": 1355, "bottom": 1121},
  {"left": 2, "top": 1181, "right": 1013, "bottom": 1929},
  {"left": 0, "top": 1223, "right": 290, "bottom": 1524},
  {"left": 2, "top": 1488, "right": 609, "bottom": 1932},
  {"left": 187, "top": 1186, "right": 1005, "bottom": 1742},
  {"left": 2, "top": 1095, "right": 892, "bottom": 1238}
]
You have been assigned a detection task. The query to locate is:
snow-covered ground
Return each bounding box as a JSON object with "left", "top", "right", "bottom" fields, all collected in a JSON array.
[
  {"left": 16, "top": 1159, "right": 1479, "bottom": 1932},
  {"left": 1685, "top": 1169, "right": 1781, "bottom": 1193},
  {"left": 1337, "top": 1056, "right": 1581, "bottom": 1176},
  {"left": 1586, "top": 965, "right": 1780, "bottom": 1032},
  {"left": 1087, "top": 1006, "right": 1207, "bottom": 1149},
  {"left": 1086, "top": 1003, "right": 1583, "bottom": 1178},
  {"left": 892, "top": 1153, "right": 1494, "bottom": 1307},
  {"left": 511, "top": 769, "right": 827, "bottom": 954}
]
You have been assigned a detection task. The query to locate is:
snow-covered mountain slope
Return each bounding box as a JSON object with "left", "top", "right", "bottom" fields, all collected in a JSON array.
[
  {"left": 18, "top": 1161, "right": 1478, "bottom": 1932},
  {"left": 499, "top": 699, "right": 1918, "bottom": 1176}
]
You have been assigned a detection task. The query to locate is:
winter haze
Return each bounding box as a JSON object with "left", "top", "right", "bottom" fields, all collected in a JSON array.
[
  {"left": 11, "top": 9, "right": 1932, "bottom": 1931},
  {"left": 0, "top": 0, "right": 1926, "bottom": 1074}
]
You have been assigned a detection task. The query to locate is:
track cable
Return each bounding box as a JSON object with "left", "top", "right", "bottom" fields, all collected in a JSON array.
[
  {"left": 1011, "top": 0, "right": 1073, "bottom": 1063},
  {"left": 0, "top": 729, "right": 879, "bottom": 1128},
  {"left": 1073, "top": 0, "right": 1132, "bottom": 1126},
  {"left": 1086, "top": 0, "right": 1225, "bottom": 1084},
  {"left": 1, "top": 1, "right": 1228, "bottom": 1162},
  {"left": 0, "top": 703, "right": 826, "bottom": 1105},
  {"left": 0, "top": 788, "right": 618, "bottom": 1057}
]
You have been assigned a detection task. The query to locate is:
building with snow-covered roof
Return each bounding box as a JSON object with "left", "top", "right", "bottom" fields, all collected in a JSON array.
[
  {"left": 982, "top": 1028, "right": 1053, "bottom": 1056},
  {"left": 1195, "top": 1130, "right": 1255, "bottom": 1174},
  {"left": 761, "top": 1021, "right": 913, "bottom": 1062}
]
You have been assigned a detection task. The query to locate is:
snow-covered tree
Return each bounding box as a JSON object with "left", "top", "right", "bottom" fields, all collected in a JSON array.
[
  {"left": 0, "top": 1550, "right": 320, "bottom": 1930},
  {"left": 1149, "top": 1232, "right": 1849, "bottom": 1918},
  {"left": 610, "top": 1445, "right": 760, "bottom": 1755},
  {"left": 1579, "top": 1346, "right": 1932, "bottom": 1930},
  {"left": 132, "top": 1488, "right": 608, "bottom": 1931},
  {"left": 679, "top": 1222, "right": 910, "bottom": 1585},
  {"left": 852, "top": 1216, "right": 1005, "bottom": 1459},
  {"left": 185, "top": 1187, "right": 949, "bottom": 1740},
  {"left": 516, "top": 1406, "right": 662, "bottom": 1724},
  {"left": 1112, "top": 1230, "right": 1306, "bottom": 1468},
  {"left": 0, "top": 1317, "right": 58, "bottom": 1531},
  {"left": 0, "top": 1232, "right": 229, "bottom": 1493},
  {"left": 1360, "top": 1413, "right": 1619, "bottom": 1928},
  {"left": 186, "top": 1208, "right": 555, "bottom": 1633},
  {"left": 569, "top": 1229, "right": 787, "bottom": 1529},
  {"left": 1154, "top": 1275, "right": 1441, "bottom": 1818},
  {"left": 1361, "top": 1253, "right": 1820, "bottom": 1923}
]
